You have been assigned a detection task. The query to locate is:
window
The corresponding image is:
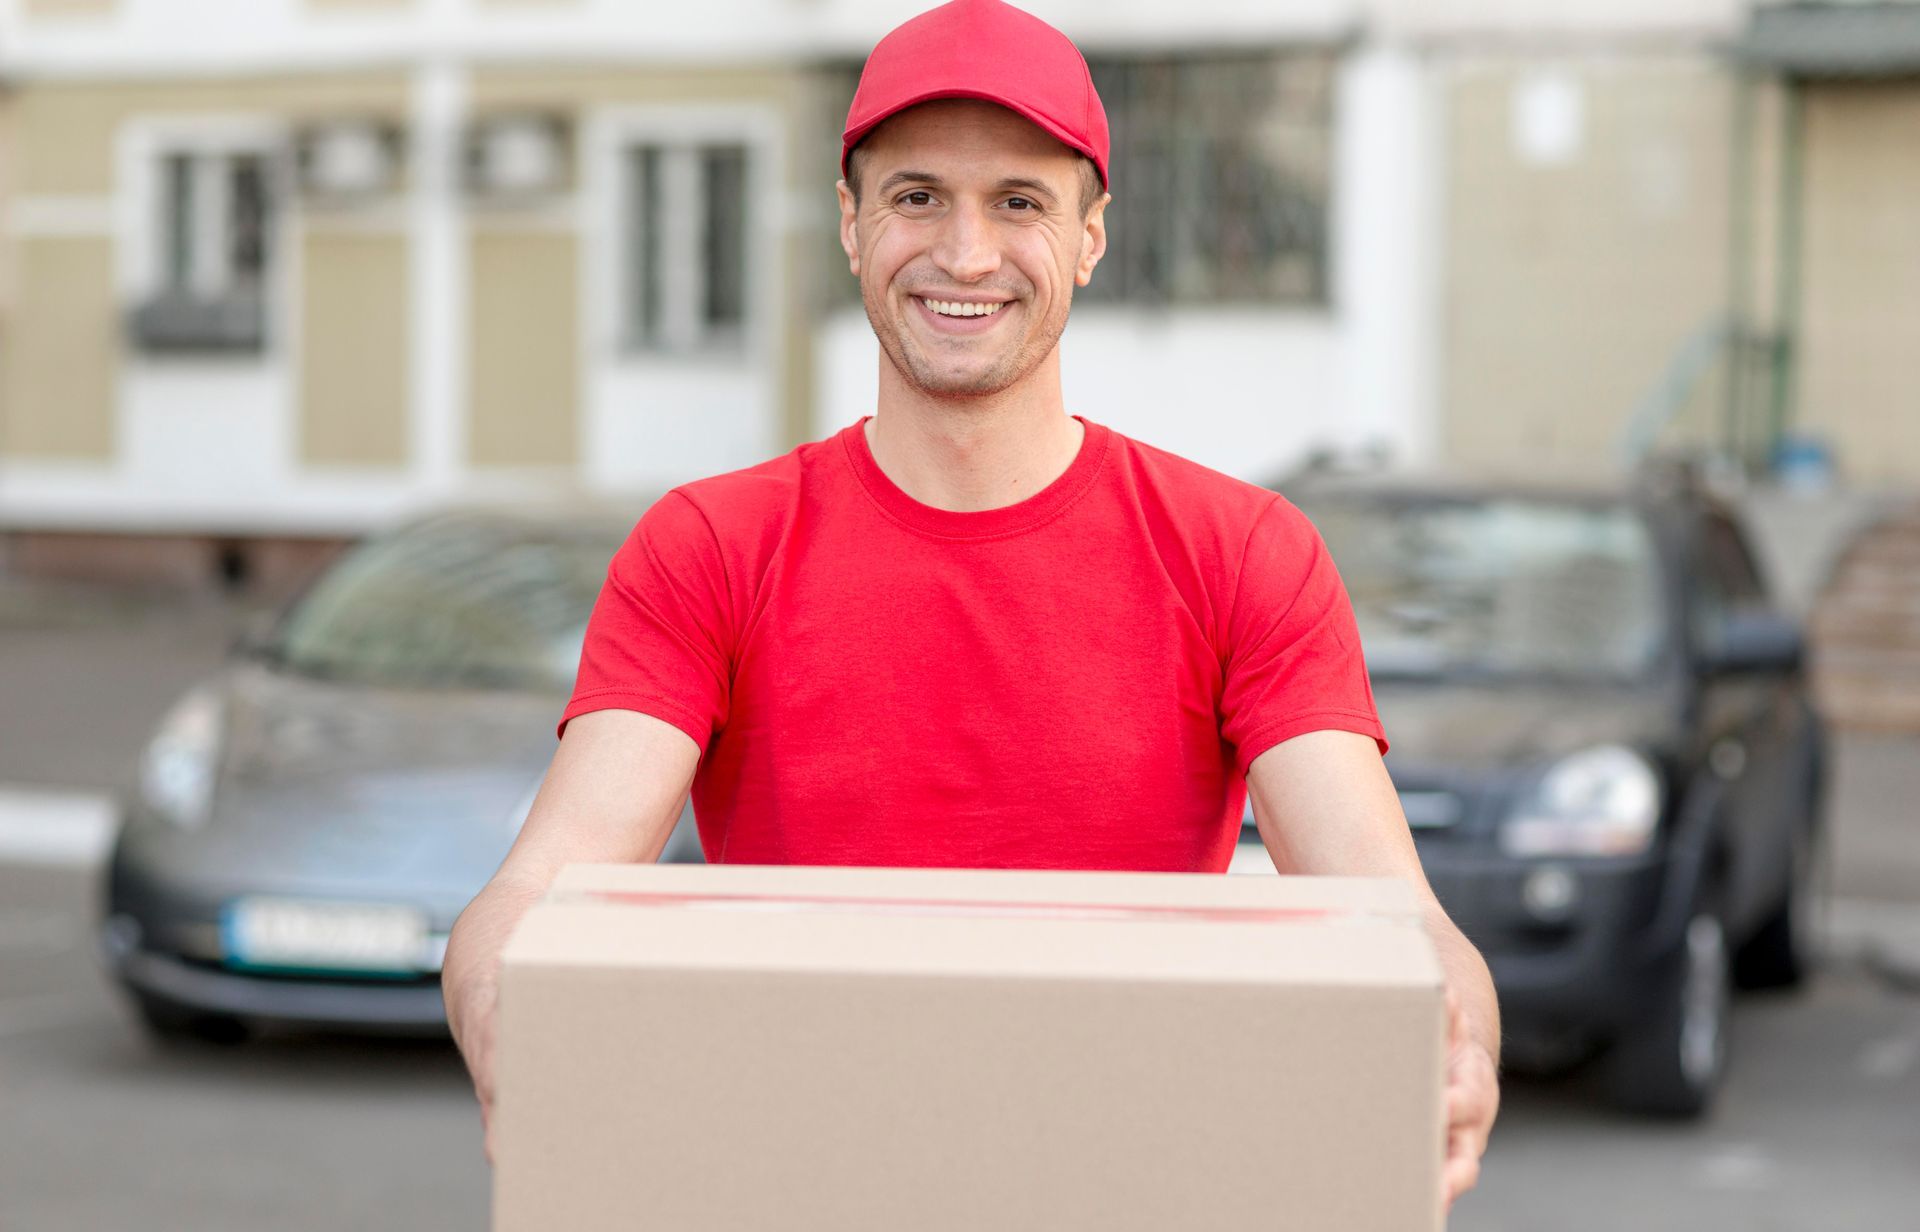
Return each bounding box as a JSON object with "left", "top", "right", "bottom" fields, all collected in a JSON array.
[
  {"left": 624, "top": 141, "right": 751, "bottom": 353},
  {"left": 132, "top": 144, "right": 280, "bottom": 353},
  {"left": 1083, "top": 53, "right": 1334, "bottom": 306}
]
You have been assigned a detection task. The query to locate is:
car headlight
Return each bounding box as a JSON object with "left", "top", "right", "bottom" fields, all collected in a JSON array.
[
  {"left": 139, "top": 688, "right": 225, "bottom": 829},
  {"left": 1500, "top": 745, "right": 1663, "bottom": 858}
]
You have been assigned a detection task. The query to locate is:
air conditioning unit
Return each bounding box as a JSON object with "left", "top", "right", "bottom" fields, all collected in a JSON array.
[
  {"left": 465, "top": 113, "right": 571, "bottom": 199},
  {"left": 295, "top": 120, "right": 403, "bottom": 200}
]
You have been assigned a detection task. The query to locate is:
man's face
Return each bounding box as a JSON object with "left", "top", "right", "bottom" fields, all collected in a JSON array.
[{"left": 837, "top": 99, "right": 1108, "bottom": 400}]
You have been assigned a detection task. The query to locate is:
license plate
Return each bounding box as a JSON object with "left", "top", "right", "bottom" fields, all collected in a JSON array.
[{"left": 223, "top": 897, "right": 429, "bottom": 975}]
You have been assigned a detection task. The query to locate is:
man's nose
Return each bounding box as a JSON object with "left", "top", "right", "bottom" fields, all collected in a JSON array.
[{"left": 930, "top": 204, "right": 1000, "bottom": 283}]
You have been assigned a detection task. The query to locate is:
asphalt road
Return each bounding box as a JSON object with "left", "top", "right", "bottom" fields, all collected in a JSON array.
[
  {"left": 2, "top": 859, "right": 1917, "bottom": 1231},
  {"left": 2, "top": 583, "right": 1917, "bottom": 1230}
]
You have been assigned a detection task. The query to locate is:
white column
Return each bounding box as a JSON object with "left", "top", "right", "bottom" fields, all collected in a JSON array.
[
  {"left": 408, "top": 28, "right": 468, "bottom": 496},
  {"left": 1333, "top": 41, "right": 1442, "bottom": 467}
]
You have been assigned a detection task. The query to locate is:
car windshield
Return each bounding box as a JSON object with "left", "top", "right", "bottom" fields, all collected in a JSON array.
[
  {"left": 1299, "top": 496, "right": 1666, "bottom": 682},
  {"left": 266, "top": 516, "right": 624, "bottom": 691}
]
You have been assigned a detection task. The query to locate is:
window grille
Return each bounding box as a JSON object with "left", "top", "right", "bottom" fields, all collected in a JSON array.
[{"left": 1082, "top": 52, "right": 1334, "bottom": 307}]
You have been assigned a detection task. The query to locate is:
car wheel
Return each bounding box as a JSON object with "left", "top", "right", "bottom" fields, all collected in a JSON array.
[
  {"left": 131, "top": 990, "right": 251, "bottom": 1047},
  {"left": 1606, "top": 892, "right": 1731, "bottom": 1118}
]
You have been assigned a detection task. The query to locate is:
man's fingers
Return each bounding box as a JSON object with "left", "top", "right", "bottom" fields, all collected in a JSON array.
[
  {"left": 1448, "top": 1067, "right": 1498, "bottom": 1127},
  {"left": 1442, "top": 1150, "right": 1481, "bottom": 1209},
  {"left": 1442, "top": 1123, "right": 1484, "bottom": 1207},
  {"left": 1441, "top": 1036, "right": 1498, "bottom": 1216},
  {"left": 1445, "top": 1111, "right": 1492, "bottom": 1172}
]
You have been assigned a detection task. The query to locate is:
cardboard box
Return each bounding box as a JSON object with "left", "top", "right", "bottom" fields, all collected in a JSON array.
[{"left": 494, "top": 864, "right": 1446, "bottom": 1232}]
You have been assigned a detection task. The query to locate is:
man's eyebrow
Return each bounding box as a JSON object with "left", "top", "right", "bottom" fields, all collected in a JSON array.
[
  {"left": 871, "top": 171, "right": 1062, "bottom": 203},
  {"left": 994, "top": 177, "right": 1059, "bottom": 203},
  {"left": 875, "top": 170, "right": 945, "bottom": 195}
]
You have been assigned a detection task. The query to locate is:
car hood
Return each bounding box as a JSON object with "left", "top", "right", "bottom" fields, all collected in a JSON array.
[
  {"left": 219, "top": 662, "right": 560, "bottom": 783},
  {"left": 175, "top": 663, "right": 565, "bottom": 903},
  {"left": 1374, "top": 680, "right": 1681, "bottom": 775}
]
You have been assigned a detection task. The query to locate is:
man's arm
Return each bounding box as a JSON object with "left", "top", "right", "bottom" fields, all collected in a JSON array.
[
  {"left": 442, "top": 708, "right": 700, "bottom": 1161},
  {"left": 1246, "top": 728, "right": 1500, "bottom": 1211}
]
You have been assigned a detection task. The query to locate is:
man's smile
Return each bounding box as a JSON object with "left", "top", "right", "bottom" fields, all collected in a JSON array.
[{"left": 911, "top": 294, "right": 1013, "bottom": 334}]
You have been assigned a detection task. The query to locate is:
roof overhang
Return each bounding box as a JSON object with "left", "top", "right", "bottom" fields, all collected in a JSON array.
[{"left": 1736, "top": 3, "right": 1920, "bottom": 78}]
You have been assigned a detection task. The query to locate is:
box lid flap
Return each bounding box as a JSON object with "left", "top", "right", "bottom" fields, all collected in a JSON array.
[{"left": 507, "top": 864, "right": 1441, "bottom": 989}]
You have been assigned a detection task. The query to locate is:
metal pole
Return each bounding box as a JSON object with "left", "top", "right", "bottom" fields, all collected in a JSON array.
[
  {"left": 1769, "top": 78, "right": 1806, "bottom": 473},
  {"left": 1725, "top": 70, "right": 1756, "bottom": 470}
]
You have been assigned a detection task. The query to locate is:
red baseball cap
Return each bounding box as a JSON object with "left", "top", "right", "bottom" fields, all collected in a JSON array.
[{"left": 842, "top": 0, "right": 1110, "bottom": 190}]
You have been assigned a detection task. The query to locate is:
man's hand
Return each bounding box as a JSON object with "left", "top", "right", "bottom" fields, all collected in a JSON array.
[
  {"left": 446, "top": 892, "right": 527, "bottom": 1168},
  {"left": 442, "top": 708, "right": 702, "bottom": 1165},
  {"left": 1442, "top": 986, "right": 1500, "bottom": 1212},
  {"left": 1244, "top": 731, "right": 1503, "bottom": 1221},
  {"left": 449, "top": 970, "right": 503, "bottom": 1166}
]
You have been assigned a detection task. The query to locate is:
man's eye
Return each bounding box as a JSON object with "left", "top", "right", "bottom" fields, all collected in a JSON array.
[
  {"left": 899, "top": 191, "right": 934, "bottom": 207},
  {"left": 1005, "top": 197, "right": 1036, "bottom": 211}
]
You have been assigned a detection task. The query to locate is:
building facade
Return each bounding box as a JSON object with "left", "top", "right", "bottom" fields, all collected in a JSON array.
[{"left": 0, "top": 0, "right": 1912, "bottom": 590}]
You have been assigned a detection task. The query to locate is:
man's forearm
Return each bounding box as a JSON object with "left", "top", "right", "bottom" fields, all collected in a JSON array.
[{"left": 1426, "top": 906, "right": 1501, "bottom": 1067}]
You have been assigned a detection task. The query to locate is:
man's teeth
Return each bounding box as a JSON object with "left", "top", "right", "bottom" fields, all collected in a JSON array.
[{"left": 922, "top": 298, "right": 1004, "bottom": 318}]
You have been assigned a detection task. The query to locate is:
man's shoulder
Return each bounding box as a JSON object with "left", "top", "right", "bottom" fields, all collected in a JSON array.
[
  {"left": 1102, "top": 427, "right": 1291, "bottom": 534},
  {"left": 658, "top": 430, "right": 841, "bottom": 535}
]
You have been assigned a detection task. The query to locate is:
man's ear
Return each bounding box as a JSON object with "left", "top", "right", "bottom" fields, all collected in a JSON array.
[
  {"left": 1075, "top": 192, "right": 1110, "bottom": 288},
  {"left": 836, "top": 181, "right": 861, "bottom": 278}
]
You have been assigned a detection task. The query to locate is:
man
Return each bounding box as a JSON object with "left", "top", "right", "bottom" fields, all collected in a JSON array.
[{"left": 445, "top": 0, "right": 1499, "bottom": 1214}]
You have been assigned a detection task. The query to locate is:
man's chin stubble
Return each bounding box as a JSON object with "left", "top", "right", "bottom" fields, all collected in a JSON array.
[{"left": 869, "top": 310, "right": 1069, "bottom": 401}]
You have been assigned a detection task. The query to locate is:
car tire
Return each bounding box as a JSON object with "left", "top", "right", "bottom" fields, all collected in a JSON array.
[
  {"left": 1605, "top": 888, "right": 1731, "bottom": 1119},
  {"left": 131, "top": 990, "right": 251, "bottom": 1047}
]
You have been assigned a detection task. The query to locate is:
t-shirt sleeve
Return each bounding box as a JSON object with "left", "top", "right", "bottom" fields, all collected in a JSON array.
[
  {"left": 556, "top": 491, "right": 734, "bottom": 749},
  {"left": 1219, "top": 495, "right": 1388, "bottom": 774}
]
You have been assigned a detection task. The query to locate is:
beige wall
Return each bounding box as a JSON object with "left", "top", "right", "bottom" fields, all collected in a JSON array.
[
  {"left": 471, "top": 64, "right": 822, "bottom": 453},
  {"left": 1797, "top": 81, "right": 1920, "bottom": 484},
  {"left": 9, "top": 74, "right": 409, "bottom": 196},
  {"left": 0, "top": 101, "right": 13, "bottom": 444},
  {"left": 1441, "top": 58, "right": 1735, "bottom": 476},
  {"left": 1, "top": 74, "right": 411, "bottom": 469},
  {"left": 468, "top": 230, "right": 578, "bottom": 468},
  {"left": 3, "top": 67, "right": 822, "bottom": 481},
  {"left": 3, "top": 238, "right": 117, "bottom": 459},
  {"left": 300, "top": 231, "right": 411, "bottom": 468}
]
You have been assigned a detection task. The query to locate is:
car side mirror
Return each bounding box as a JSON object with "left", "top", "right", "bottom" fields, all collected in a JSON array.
[{"left": 1700, "top": 610, "right": 1804, "bottom": 676}]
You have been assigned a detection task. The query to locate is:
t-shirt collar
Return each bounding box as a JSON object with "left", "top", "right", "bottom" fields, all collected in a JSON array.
[{"left": 840, "top": 415, "right": 1111, "bottom": 541}]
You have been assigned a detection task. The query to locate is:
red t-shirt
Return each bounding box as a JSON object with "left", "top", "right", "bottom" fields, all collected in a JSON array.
[{"left": 560, "top": 416, "right": 1385, "bottom": 872}]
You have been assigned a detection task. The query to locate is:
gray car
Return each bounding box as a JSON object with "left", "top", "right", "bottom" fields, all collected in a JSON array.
[{"left": 98, "top": 502, "right": 703, "bottom": 1043}]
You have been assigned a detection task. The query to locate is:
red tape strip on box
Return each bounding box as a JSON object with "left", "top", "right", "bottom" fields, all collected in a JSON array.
[{"left": 568, "top": 889, "right": 1361, "bottom": 926}]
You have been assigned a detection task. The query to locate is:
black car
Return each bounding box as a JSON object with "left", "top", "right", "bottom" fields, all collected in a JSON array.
[{"left": 1246, "top": 467, "right": 1826, "bottom": 1117}]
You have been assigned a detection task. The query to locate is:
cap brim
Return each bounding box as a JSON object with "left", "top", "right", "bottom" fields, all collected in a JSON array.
[{"left": 841, "top": 89, "right": 1108, "bottom": 189}]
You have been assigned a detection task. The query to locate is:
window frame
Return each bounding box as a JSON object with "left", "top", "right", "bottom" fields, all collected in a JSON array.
[
  {"left": 119, "top": 115, "right": 292, "bottom": 357},
  {"left": 584, "top": 104, "right": 782, "bottom": 362}
]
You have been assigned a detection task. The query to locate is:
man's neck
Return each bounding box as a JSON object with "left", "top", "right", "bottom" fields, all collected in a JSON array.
[{"left": 865, "top": 357, "right": 1085, "bottom": 513}]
